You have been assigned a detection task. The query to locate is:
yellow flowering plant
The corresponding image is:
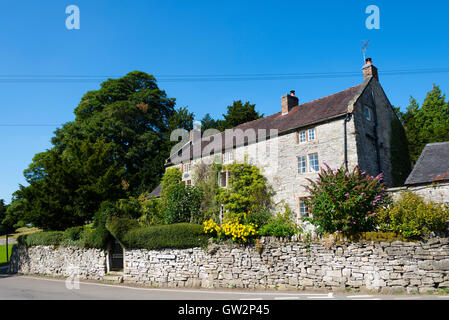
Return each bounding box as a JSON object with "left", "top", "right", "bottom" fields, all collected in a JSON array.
[{"left": 203, "top": 216, "right": 258, "bottom": 243}]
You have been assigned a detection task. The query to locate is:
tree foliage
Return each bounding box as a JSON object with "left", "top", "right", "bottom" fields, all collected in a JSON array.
[
  {"left": 6, "top": 139, "right": 125, "bottom": 230},
  {"left": 400, "top": 84, "right": 449, "bottom": 164},
  {"left": 389, "top": 115, "right": 412, "bottom": 186},
  {"left": 7, "top": 71, "right": 196, "bottom": 230},
  {"left": 198, "top": 100, "right": 262, "bottom": 133},
  {"left": 218, "top": 160, "right": 273, "bottom": 221}
]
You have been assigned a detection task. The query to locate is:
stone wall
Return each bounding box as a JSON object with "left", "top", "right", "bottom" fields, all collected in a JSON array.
[
  {"left": 123, "top": 237, "right": 449, "bottom": 293},
  {"left": 8, "top": 245, "right": 107, "bottom": 280},
  {"left": 10, "top": 237, "right": 449, "bottom": 293},
  {"left": 389, "top": 183, "right": 449, "bottom": 204}
]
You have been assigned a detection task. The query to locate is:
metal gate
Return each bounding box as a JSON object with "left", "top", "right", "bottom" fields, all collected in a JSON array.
[{"left": 109, "top": 239, "right": 123, "bottom": 271}]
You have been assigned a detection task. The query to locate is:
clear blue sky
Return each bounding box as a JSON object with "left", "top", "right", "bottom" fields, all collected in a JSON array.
[{"left": 1, "top": 0, "right": 448, "bottom": 203}]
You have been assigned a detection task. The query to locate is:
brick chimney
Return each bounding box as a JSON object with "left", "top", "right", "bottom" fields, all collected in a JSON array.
[
  {"left": 190, "top": 120, "right": 202, "bottom": 142},
  {"left": 281, "top": 90, "right": 299, "bottom": 115},
  {"left": 362, "top": 58, "right": 379, "bottom": 81}
]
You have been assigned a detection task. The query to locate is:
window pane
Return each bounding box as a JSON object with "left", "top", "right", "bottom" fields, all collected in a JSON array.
[
  {"left": 308, "top": 128, "right": 315, "bottom": 141},
  {"left": 366, "top": 107, "right": 371, "bottom": 120},
  {"left": 297, "top": 156, "right": 306, "bottom": 174},
  {"left": 299, "top": 131, "right": 306, "bottom": 143},
  {"left": 299, "top": 199, "right": 308, "bottom": 217},
  {"left": 308, "top": 153, "right": 319, "bottom": 172}
]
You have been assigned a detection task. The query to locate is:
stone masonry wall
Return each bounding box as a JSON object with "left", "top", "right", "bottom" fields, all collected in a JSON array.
[
  {"left": 9, "top": 238, "right": 449, "bottom": 294},
  {"left": 123, "top": 237, "right": 449, "bottom": 294},
  {"left": 389, "top": 183, "right": 449, "bottom": 205},
  {"left": 8, "top": 245, "right": 107, "bottom": 280}
]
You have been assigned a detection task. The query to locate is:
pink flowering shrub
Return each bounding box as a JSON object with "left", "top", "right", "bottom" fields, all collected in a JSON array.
[{"left": 302, "top": 164, "right": 391, "bottom": 235}]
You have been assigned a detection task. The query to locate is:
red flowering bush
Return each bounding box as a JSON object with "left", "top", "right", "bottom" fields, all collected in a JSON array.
[{"left": 303, "top": 164, "right": 390, "bottom": 235}]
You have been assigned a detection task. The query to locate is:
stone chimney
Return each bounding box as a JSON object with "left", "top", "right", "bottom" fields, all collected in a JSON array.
[
  {"left": 362, "top": 58, "right": 379, "bottom": 81},
  {"left": 281, "top": 90, "right": 299, "bottom": 115},
  {"left": 190, "top": 120, "right": 202, "bottom": 142}
]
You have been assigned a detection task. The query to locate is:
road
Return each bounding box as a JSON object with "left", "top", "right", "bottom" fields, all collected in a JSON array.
[{"left": 1, "top": 274, "right": 449, "bottom": 300}]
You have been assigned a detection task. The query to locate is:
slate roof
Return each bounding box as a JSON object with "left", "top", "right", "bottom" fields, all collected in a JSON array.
[
  {"left": 149, "top": 184, "right": 161, "bottom": 198},
  {"left": 167, "top": 81, "right": 368, "bottom": 165},
  {"left": 405, "top": 142, "right": 449, "bottom": 185}
]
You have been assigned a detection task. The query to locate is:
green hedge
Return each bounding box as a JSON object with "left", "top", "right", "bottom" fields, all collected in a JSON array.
[
  {"left": 17, "top": 221, "right": 207, "bottom": 250},
  {"left": 121, "top": 223, "right": 208, "bottom": 250},
  {"left": 18, "top": 227, "right": 110, "bottom": 249},
  {"left": 18, "top": 231, "right": 65, "bottom": 247}
]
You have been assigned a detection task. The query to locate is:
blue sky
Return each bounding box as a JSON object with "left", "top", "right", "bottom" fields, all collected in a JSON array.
[{"left": 1, "top": 0, "right": 448, "bottom": 203}]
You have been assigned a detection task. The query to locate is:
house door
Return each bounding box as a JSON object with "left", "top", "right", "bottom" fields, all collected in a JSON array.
[{"left": 109, "top": 239, "right": 123, "bottom": 271}]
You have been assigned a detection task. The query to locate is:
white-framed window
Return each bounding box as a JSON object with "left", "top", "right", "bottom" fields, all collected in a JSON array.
[
  {"left": 297, "top": 156, "right": 306, "bottom": 174},
  {"left": 223, "top": 150, "right": 234, "bottom": 163},
  {"left": 186, "top": 180, "right": 192, "bottom": 186},
  {"left": 307, "top": 128, "right": 315, "bottom": 141},
  {"left": 183, "top": 163, "right": 191, "bottom": 172},
  {"left": 298, "top": 128, "right": 316, "bottom": 143},
  {"left": 365, "top": 106, "right": 372, "bottom": 121},
  {"left": 308, "top": 153, "right": 319, "bottom": 172},
  {"left": 299, "top": 130, "right": 307, "bottom": 143},
  {"left": 298, "top": 198, "right": 309, "bottom": 217}
]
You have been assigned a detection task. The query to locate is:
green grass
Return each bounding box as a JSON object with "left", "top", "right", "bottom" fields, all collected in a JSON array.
[
  {"left": 0, "top": 244, "right": 13, "bottom": 265},
  {"left": 0, "top": 227, "right": 41, "bottom": 239}
]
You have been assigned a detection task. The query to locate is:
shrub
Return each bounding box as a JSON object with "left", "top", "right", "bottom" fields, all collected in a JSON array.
[
  {"left": 116, "top": 198, "right": 142, "bottom": 219},
  {"left": 217, "top": 160, "right": 273, "bottom": 219},
  {"left": 162, "top": 184, "right": 203, "bottom": 224},
  {"left": 303, "top": 164, "right": 390, "bottom": 235},
  {"left": 81, "top": 226, "right": 110, "bottom": 249},
  {"left": 376, "top": 191, "right": 449, "bottom": 239},
  {"left": 18, "top": 231, "right": 64, "bottom": 247},
  {"left": 121, "top": 223, "right": 208, "bottom": 250},
  {"left": 138, "top": 193, "right": 163, "bottom": 226},
  {"left": 61, "top": 226, "right": 85, "bottom": 245},
  {"left": 244, "top": 209, "right": 272, "bottom": 228},
  {"left": 258, "top": 205, "right": 300, "bottom": 238},
  {"left": 105, "top": 216, "right": 140, "bottom": 242},
  {"left": 160, "top": 167, "right": 182, "bottom": 199},
  {"left": 193, "top": 162, "right": 222, "bottom": 223}
]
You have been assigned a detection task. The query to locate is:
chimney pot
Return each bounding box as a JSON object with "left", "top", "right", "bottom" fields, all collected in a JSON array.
[{"left": 362, "top": 58, "right": 378, "bottom": 81}]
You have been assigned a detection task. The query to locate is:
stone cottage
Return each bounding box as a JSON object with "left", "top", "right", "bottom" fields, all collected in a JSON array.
[{"left": 153, "top": 58, "right": 404, "bottom": 222}]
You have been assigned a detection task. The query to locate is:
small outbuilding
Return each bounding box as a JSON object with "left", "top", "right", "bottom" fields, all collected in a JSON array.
[{"left": 391, "top": 142, "right": 449, "bottom": 204}]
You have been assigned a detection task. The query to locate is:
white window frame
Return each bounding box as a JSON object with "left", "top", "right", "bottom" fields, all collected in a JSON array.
[
  {"left": 307, "top": 128, "right": 315, "bottom": 141},
  {"left": 297, "top": 155, "right": 306, "bottom": 174},
  {"left": 298, "top": 198, "right": 309, "bottom": 217},
  {"left": 223, "top": 150, "right": 234, "bottom": 163},
  {"left": 298, "top": 130, "right": 307, "bottom": 143},
  {"left": 308, "top": 153, "right": 319, "bottom": 173}
]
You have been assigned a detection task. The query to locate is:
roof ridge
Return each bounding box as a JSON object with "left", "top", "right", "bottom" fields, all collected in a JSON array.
[{"left": 296, "top": 83, "right": 363, "bottom": 108}]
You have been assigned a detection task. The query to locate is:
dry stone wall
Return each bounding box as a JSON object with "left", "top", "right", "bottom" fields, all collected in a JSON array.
[
  {"left": 123, "top": 237, "right": 449, "bottom": 293},
  {"left": 8, "top": 245, "right": 107, "bottom": 280},
  {"left": 8, "top": 237, "right": 449, "bottom": 293}
]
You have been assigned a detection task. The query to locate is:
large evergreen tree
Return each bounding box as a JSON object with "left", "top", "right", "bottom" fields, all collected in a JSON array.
[
  {"left": 7, "top": 71, "right": 193, "bottom": 230},
  {"left": 401, "top": 85, "right": 449, "bottom": 164}
]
